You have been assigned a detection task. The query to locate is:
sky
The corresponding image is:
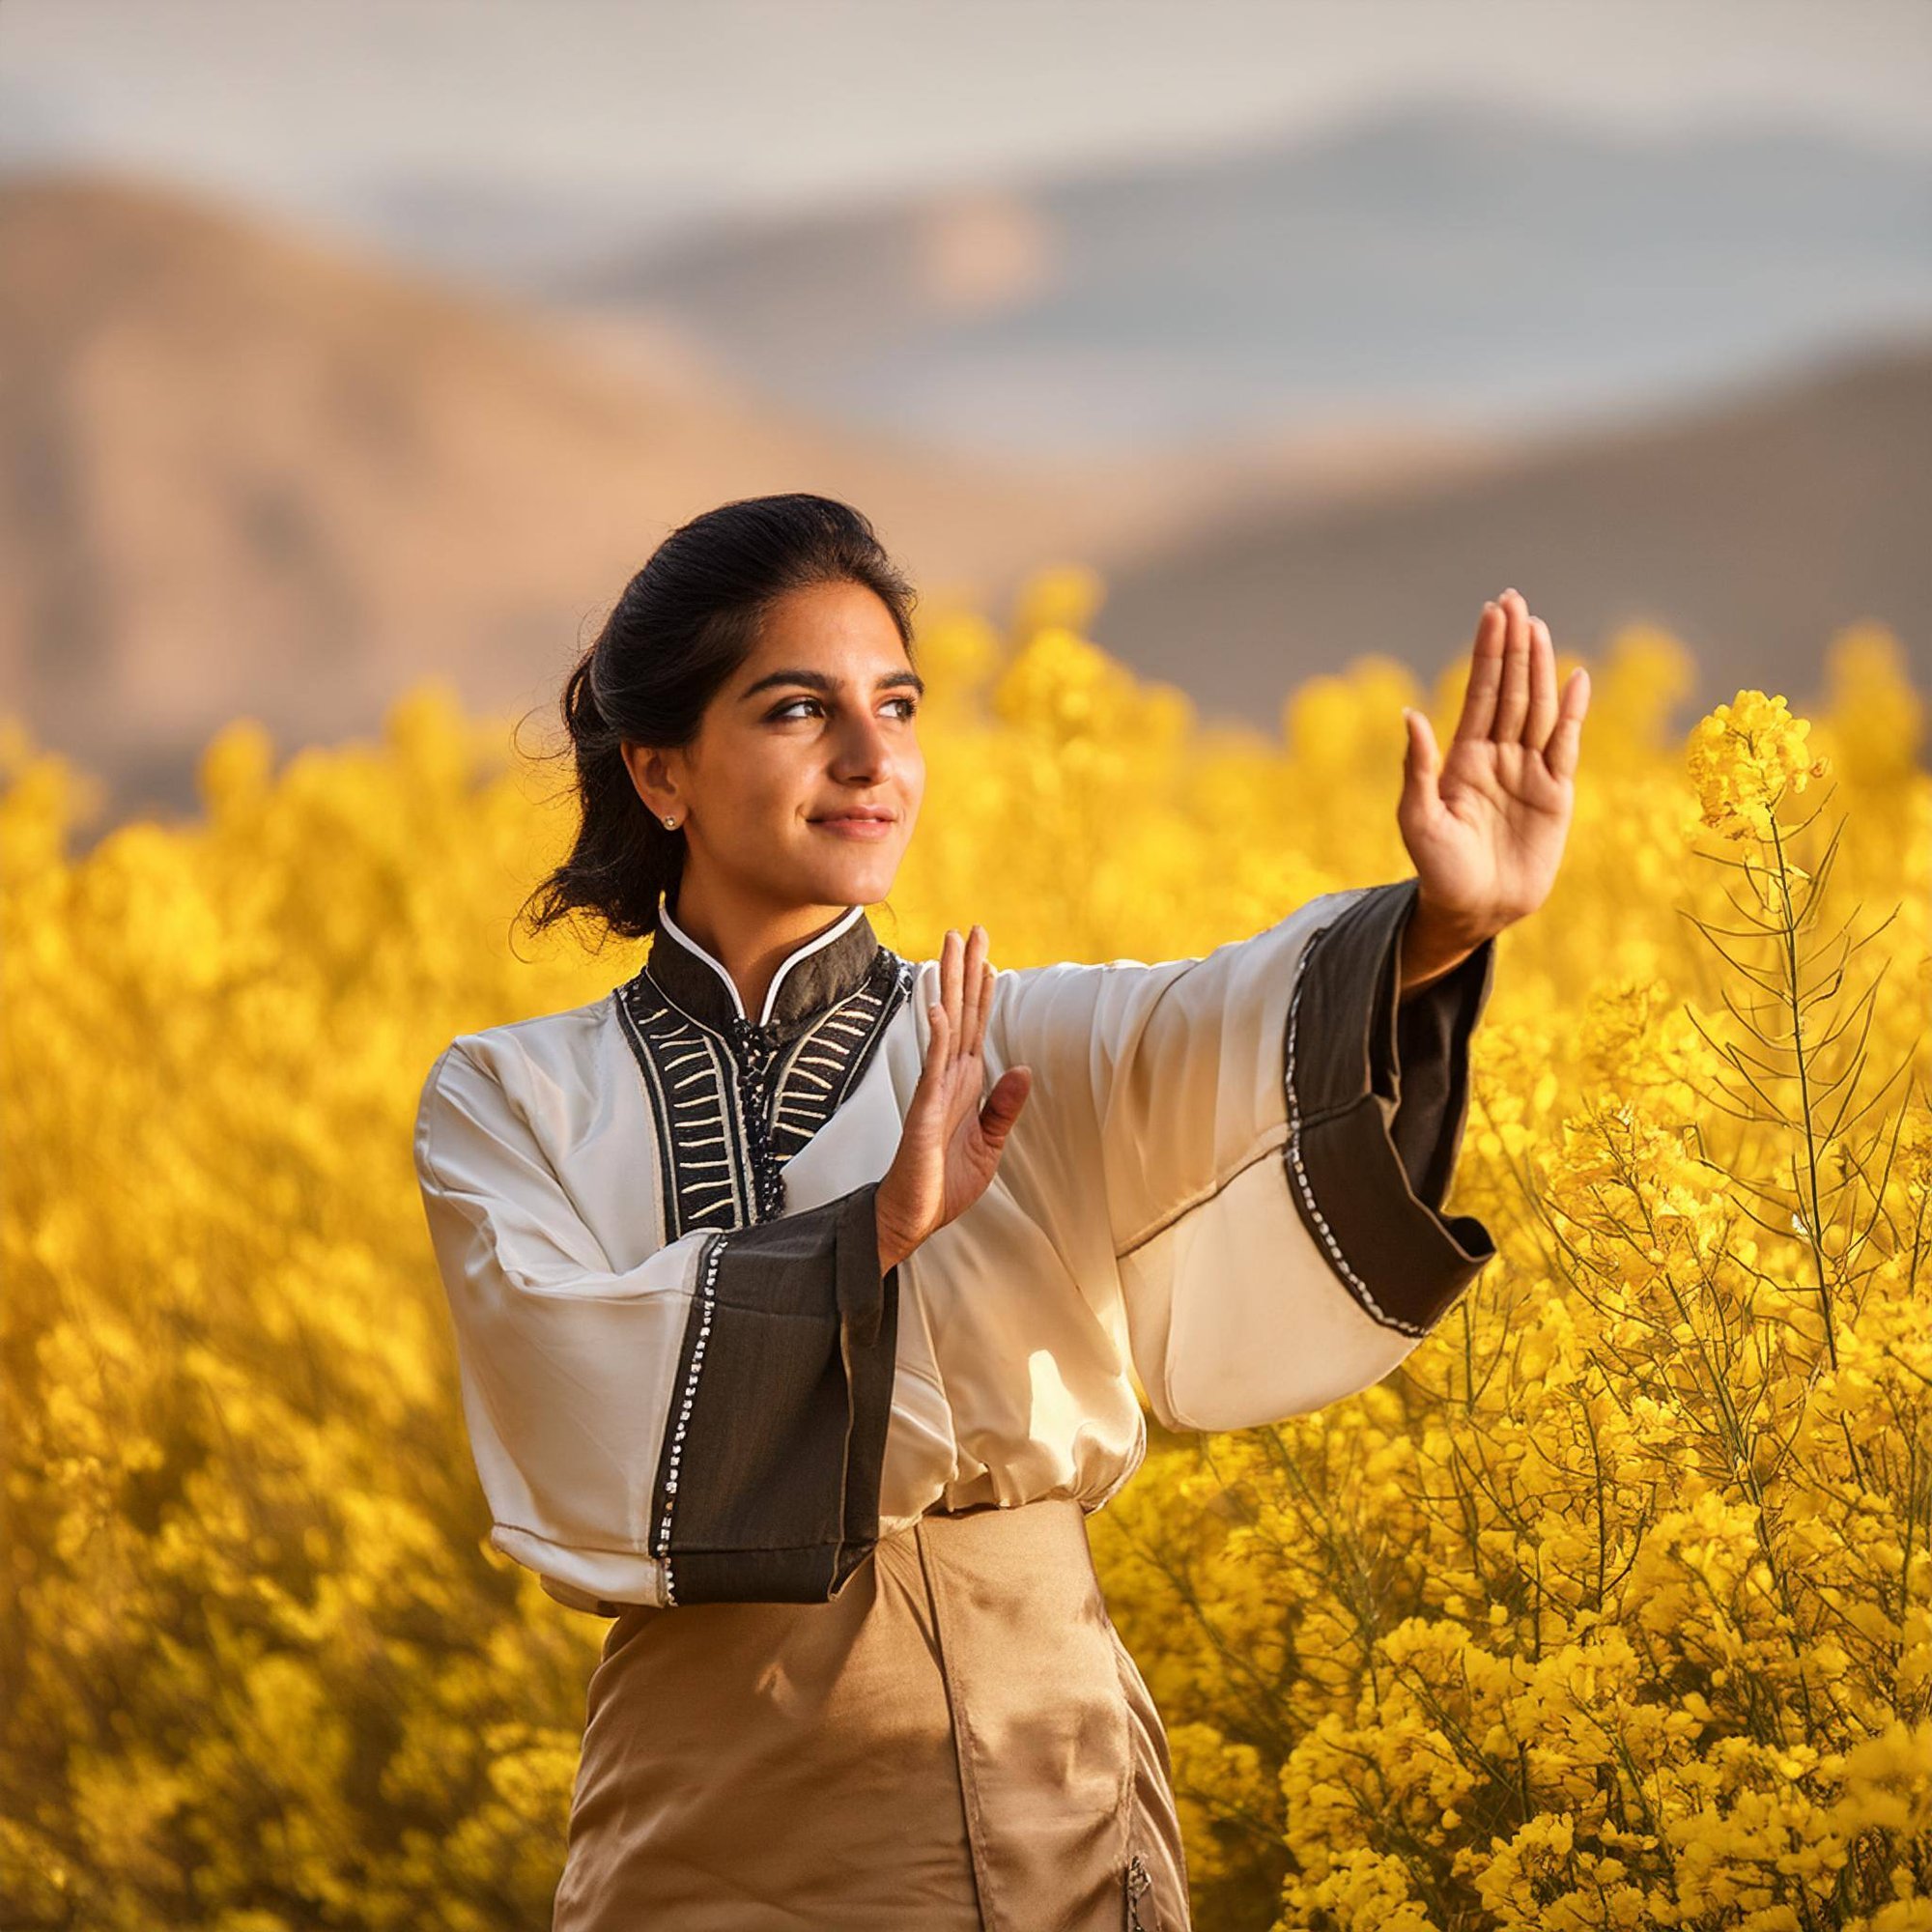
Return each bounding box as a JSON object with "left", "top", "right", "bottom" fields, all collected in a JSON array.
[{"left": 2, "top": 0, "right": 1929, "bottom": 250}]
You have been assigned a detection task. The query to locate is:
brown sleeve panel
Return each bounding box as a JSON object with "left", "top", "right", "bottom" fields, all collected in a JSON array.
[
  {"left": 1285, "top": 878, "right": 1499, "bottom": 1337},
  {"left": 651, "top": 1179, "right": 899, "bottom": 1605}
]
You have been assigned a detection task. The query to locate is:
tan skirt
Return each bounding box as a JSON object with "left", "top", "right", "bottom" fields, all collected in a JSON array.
[{"left": 552, "top": 1496, "right": 1191, "bottom": 1930}]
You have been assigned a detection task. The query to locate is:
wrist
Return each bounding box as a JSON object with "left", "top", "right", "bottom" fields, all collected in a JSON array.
[
  {"left": 874, "top": 1199, "right": 914, "bottom": 1274},
  {"left": 1402, "top": 891, "right": 1497, "bottom": 997}
]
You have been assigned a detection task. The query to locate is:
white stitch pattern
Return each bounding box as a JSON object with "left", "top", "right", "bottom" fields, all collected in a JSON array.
[{"left": 1283, "top": 922, "right": 1431, "bottom": 1339}]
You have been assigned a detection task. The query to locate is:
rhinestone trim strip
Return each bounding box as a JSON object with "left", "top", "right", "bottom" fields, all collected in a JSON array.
[
  {"left": 655, "top": 1227, "right": 730, "bottom": 1606},
  {"left": 1282, "top": 920, "right": 1431, "bottom": 1340}
]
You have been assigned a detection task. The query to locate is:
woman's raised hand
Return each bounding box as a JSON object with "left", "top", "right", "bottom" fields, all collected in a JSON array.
[
  {"left": 873, "top": 924, "right": 1033, "bottom": 1272},
  {"left": 1398, "top": 587, "right": 1590, "bottom": 942}
]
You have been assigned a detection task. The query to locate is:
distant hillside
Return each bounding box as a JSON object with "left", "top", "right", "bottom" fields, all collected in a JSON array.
[
  {"left": 1, "top": 167, "right": 1921, "bottom": 836},
  {"left": 9, "top": 170, "right": 1441, "bottom": 823},
  {"left": 1084, "top": 335, "right": 1932, "bottom": 733},
  {"left": 546, "top": 99, "right": 1932, "bottom": 458}
]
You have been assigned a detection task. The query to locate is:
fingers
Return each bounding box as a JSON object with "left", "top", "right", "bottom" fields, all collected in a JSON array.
[
  {"left": 965, "top": 924, "right": 991, "bottom": 1060},
  {"left": 1466, "top": 589, "right": 1561, "bottom": 753},
  {"left": 1525, "top": 612, "right": 1557, "bottom": 748},
  {"left": 1547, "top": 666, "right": 1591, "bottom": 782},
  {"left": 939, "top": 931, "right": 997, "bottom": 1059},
  {"left": 1459, "top": 599, "right": 1507, "bottom": 741},
  {"left": 938, "top": 926, "right": 962, "bottom": 1071},
  {"left": 1495, "top": 587, "right": 1564, "bottom": 755},
  {"left": 1494, "top": 588, "right": 1531, "bottom": 742},
  {"left": 918, "top": 989, "right": 950, "bottom": 1090},
  {"left": 933, "top": 925, "right": 993, "bottom": 1068}
]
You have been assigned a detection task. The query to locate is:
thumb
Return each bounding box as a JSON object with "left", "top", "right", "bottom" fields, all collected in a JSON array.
[
  {"left": 1401, "top": 706, "right": 1440, "bottom": 810},
  {"left": 977, "top": 1065, "right": 1033, "bottom": 1152}
]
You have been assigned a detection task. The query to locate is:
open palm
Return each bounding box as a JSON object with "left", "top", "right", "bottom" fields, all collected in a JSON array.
[
  {"left": 874, "top": 924, "right": 1032, "bottom": 1269},
  {"left": 1400, "top": 587, "right": 1590, "bottom": 930}
]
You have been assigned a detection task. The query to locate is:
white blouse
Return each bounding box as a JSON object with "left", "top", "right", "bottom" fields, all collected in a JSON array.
[{"left": 413, "top": 881, "right": 1497, "bottom": 1615}]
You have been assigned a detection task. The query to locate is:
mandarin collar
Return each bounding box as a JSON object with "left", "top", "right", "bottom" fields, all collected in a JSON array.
[{"left": 645, "top": 900, "right": 884, "bottom": 1036}]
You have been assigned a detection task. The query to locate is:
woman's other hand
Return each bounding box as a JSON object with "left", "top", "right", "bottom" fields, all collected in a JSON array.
[{"left": 874, "top": 924, "right": 1032, "bottom": 1271}]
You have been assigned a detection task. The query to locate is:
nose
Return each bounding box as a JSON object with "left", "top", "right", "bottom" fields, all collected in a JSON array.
[{"left": 830, "top": 706, "right": 896, "bottom": 783}]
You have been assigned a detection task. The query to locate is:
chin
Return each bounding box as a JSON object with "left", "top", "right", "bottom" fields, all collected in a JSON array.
[{"left": 804, "top": 851, "right": 899, "bottom": 905}]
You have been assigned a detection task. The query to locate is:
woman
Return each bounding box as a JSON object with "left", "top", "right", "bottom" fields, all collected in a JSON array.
[{"left": 412, "top": 494, "right": 1587, "bottom": 1930}]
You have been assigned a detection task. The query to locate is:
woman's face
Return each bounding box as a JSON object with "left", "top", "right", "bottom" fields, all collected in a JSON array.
[{"left": 626, "top": 578, "right": 926, "bottom": 917}]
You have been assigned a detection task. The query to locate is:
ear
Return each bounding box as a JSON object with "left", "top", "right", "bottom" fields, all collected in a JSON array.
[{"left": 621, "top": 742, "right": 680, "bottom": 819}]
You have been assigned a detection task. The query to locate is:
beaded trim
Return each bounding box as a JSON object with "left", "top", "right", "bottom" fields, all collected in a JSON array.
[
  {"left": 654, "top": 1228, "right": 729, "bottom": 1607},
  {"left": 1282, "top": 920, "right": 1431, "bottom": 1340}
]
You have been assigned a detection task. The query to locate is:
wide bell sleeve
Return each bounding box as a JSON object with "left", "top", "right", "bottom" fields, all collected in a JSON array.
[
  {"left": 983, "top": 876, "right": 1498, "bottom": 1435},
  {"left": 412, "top": 1038, "right": 899, "bottom": 1614}
]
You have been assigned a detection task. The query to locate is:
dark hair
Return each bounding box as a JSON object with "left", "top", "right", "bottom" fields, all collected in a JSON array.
[{"left": 518, "top": 493, "right": 919, "bottom": 946}]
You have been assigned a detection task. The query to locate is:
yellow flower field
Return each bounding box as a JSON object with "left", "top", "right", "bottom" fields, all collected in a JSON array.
[{"left": 3, "top": 575, "right": 1928, "bottom": 1930}]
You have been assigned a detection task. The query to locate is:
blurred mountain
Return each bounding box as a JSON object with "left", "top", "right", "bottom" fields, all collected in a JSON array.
[
  {"left": 1084, "top": 334, "right": 1932, "bottom": 731},
  {"left": 1, "top": 165, "right": 1923, "bottom": 840},
  {"left": 5, "top": 169, "right": 1481, "bottom": 825},
  {"left": 531, "top": 99, "right": 1932, "bottom": 457}
]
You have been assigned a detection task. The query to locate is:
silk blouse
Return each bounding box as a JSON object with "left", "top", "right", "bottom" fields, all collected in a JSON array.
[{"left": 412, "top": 879, "right": 1498, "bottom": 1615}]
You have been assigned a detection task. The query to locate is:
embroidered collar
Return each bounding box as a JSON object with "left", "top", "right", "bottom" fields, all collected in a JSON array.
[
  {"left": 644, "top": 899, "right": 884, "bottom": 1037},
  {"left": 617, "top": 905, "right": 911, "bottom": 1233}
]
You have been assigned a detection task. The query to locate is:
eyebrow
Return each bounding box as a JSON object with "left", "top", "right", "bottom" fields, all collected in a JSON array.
[{"left": 737, "top": 667, "right": 927, "bottom": 702}]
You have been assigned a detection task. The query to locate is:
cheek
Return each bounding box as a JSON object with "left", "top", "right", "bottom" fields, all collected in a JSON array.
[{"left": 715, "top": 748, "right": 809, "bottom": 821}]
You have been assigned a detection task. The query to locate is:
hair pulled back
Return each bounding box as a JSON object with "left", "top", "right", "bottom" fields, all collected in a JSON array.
[{"left": 520, "top": 493, "right": 919, "bottom": 946}]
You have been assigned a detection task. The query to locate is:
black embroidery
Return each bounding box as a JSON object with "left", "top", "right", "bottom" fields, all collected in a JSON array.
[{"left": 613, "top": 946, "right": 913, "bottom": 1241}]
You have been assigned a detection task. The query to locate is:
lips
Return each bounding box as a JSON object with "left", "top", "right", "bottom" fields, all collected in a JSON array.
[{"left": 810, "top": 810, "right": 897, "bottom": 838}]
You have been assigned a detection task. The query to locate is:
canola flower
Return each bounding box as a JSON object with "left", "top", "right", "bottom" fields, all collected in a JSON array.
[
  {"left": 2, "top": 579, "right": 1927, "bottom": 1931},
  {"left": 1686, "top": 689, "right": 1831, "bottom": 843}
]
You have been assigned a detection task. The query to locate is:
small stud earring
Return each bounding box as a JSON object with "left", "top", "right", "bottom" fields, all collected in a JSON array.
[{"left": 663, "top": 815, "right": 678, "bottom": 829}]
